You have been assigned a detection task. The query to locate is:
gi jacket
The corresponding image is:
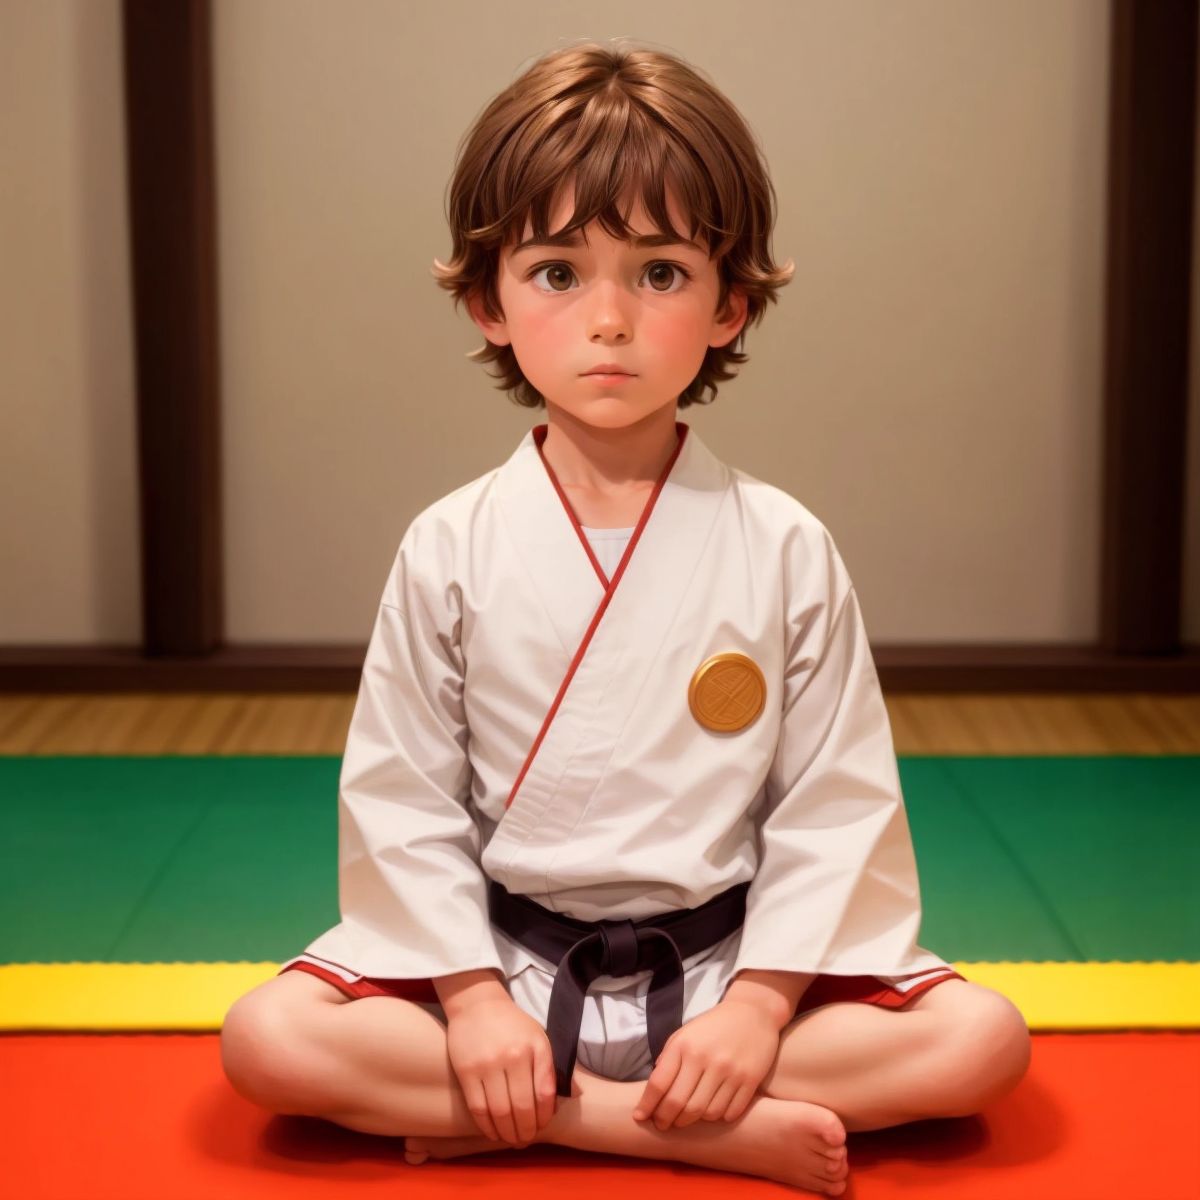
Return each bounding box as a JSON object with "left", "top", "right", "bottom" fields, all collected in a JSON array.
[{"left": 297, "top": 421, "right": 952, "bottom": 991}]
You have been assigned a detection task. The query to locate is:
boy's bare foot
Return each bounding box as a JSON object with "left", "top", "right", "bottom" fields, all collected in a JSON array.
[
  {"left": 403, "top": 1132, "right": 522, "bottom": 1164},
  {"left": 652, "top": 1097, "right": 848, "bottom": 1196},
  {"left": 732, "top": 1097, "right": 849, "bottom": 1195},
  {"left": 404, "top": 1096, "right": 850, "bottom": 1195}
]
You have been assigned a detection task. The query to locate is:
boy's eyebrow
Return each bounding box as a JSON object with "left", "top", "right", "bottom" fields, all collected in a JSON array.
[{"left": 512, "top": 229, "right": 705, "bottom": 255}]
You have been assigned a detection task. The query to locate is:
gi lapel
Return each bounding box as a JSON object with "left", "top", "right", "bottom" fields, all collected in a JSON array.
[{"left": 490, "top": 419, "right": 730, "bottom": 854}]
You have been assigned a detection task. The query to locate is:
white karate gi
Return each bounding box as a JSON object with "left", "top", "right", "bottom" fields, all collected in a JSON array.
[{"left": 289, "top": 420, "right": 953, "bottom": 1076}]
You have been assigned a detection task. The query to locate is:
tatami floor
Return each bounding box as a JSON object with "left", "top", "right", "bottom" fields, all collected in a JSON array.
[
  {"left": 3, "top": 690, "right": 1200, "bottom": 754},
  {"left": 2, "top": 691, "right": 1198, "bottom": 1199}
]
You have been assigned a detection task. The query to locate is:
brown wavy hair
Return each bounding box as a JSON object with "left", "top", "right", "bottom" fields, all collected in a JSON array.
[{"left": 430, "top": 39, "right": 795, "bottom": 409}]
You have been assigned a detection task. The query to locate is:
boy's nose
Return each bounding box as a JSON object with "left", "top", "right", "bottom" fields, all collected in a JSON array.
[{"left": 586, "top": 284, "right": 634, "bottom": 336}]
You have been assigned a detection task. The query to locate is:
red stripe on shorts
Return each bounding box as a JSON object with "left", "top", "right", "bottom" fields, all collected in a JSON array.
[
  {"left": 279, "top": 958, "right": 963, "bottom": 1012},
  {"left": 278, "top": 959, "right": 439, "bottom": 1004},
  {"left": 794, "top": 968, "right": 966, "bottom": 1014}
]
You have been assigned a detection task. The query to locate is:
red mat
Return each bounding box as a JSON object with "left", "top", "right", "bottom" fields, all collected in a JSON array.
[{"left": 3, "top": 1032, "right": 1197, "bottom": 1199}]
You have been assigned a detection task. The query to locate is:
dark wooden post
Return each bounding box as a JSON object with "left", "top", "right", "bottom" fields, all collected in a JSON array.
[
  {"left": 122, "top": 0, "right": 223, "bottom": 655},
  {"left": 1100, "top": 0, "right": 1198, "bottom": 655}
]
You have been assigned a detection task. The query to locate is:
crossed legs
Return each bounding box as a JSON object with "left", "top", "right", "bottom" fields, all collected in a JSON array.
[
  {"left": 398, "top": 979, "right": 1030, "bottom": 1193},
  {"left": 223, "top": 971, "right": 1029, "bottom": 1195}
]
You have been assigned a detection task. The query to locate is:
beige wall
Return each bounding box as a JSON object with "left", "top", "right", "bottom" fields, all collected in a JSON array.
[
  {"left": 3, "top": 0, "right": 1196, "bottom": 646},
  {"left": 1, "top": 0, "right": 137, "bottom": 642}
]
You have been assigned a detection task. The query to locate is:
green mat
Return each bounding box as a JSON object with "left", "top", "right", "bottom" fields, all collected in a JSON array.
[{"left": 2, "top": 756, "right": 1197, "bottom": 964}]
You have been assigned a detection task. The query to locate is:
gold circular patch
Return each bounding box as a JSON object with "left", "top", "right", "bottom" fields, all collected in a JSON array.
[{"left": 688, "top": 652, "right": 766, "bottom": 733}]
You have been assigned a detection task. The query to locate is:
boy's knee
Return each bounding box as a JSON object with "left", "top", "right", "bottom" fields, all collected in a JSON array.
[
  {"left": 941, "top": 988, "right": 1031, "bottom": 1115},
  {"left": 969, "top": 989, "right": 1031, "bottom": 1069},
  {"left": 221, "top": 989, "right": 324, "bottom": 1115}
]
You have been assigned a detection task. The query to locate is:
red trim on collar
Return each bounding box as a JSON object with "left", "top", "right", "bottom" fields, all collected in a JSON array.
[
  {"left": 505, "top": 422, "right": 689, "bottom": 811},
  {"left": 532, "top": 422, "right": 688, "bottom": 588}
]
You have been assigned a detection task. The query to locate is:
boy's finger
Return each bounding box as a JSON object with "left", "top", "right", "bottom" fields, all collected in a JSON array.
[
  {"left": 536, "top": 1044, "right": 558, "bottom": 1129},
  {"left": 650, "top": 1067, "right": 701, "bottom": 1129},
  {"left": 633, "top": 1056, "right": 677, "bottom": 1118},
  {"left": 466, "top": 1075, "right": 499, "bottom": 1140},
  {"left": 700, "top": 1077, "right": 738, "bottom": 1124},
  {"left": 483, "top": 1070, "right": 518, "bottom": 1145},
  {"left": 507, "top": 1063, "right": 538, "bottom": 1144},
  {"left": 724, "top": 1083, "right": 756, "bottom": 1122}
]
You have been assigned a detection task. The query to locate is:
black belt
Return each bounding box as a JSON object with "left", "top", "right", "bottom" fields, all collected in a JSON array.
[{"left": 486, "top": 878, "right": 750, "bottom": 1097}]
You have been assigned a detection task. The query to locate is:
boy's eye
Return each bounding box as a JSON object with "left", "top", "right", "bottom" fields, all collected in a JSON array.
[{"left": 527, "top": 261, "right": 692, "bottom": 294}]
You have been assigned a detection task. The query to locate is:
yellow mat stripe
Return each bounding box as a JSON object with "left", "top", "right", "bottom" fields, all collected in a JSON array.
[{"left": 1, "top": 961, "right": 1198, "bottom": 1030}]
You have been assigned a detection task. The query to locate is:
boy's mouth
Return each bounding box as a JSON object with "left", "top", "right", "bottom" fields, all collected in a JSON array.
[{"left": 583, "top": 363, "right": 635, "bottom": 375}]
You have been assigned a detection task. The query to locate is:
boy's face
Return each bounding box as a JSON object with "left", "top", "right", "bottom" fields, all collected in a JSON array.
[{"left": 468, "top": 180, "right": 748, "bottom": 431}]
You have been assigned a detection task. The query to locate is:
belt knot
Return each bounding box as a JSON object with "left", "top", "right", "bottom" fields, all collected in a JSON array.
[{"left": 596, "top": 918, "right": 641, "bottom": 977}]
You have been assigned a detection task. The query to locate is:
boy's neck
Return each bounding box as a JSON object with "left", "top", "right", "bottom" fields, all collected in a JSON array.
[{"left": 540, "top": 401, "right": 681, "bottom": 494}]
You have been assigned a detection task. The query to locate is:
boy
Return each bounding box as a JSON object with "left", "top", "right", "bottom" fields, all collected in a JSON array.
[{"left": 220, "top": 40, "right": 1030, "bottom": 1197}]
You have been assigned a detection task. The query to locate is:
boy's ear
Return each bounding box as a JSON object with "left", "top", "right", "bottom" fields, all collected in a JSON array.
[
  {"left": 467, "top": 289, "right": 511, "bottom": 346},
  {"left": 710, "top": 286, "right": 749, "bottom": 349}
]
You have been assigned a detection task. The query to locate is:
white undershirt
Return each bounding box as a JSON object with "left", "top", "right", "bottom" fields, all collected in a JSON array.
[{"left": 580, "top": 524, "right": 636, "bottom": 578}]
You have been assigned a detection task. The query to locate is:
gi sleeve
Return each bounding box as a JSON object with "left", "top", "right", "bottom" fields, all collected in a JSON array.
[
  {"left": 330, "top": 521, "right": 505, "bottom": 980},
  {"left": 730, "top": 528, "right": 929, "bottom": 978}
]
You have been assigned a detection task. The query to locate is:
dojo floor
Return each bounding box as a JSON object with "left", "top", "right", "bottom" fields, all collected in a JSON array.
[{"left": 2, "top": 692, "right": 1198, "bottom": 1200}]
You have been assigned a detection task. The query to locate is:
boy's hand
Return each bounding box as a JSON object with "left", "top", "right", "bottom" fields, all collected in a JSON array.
[
  {"left": 631, "top": 1000, "right": 780, "bottom": 1129},
  {"left": 444, "top": 996, "right": 559, "bottom": 1146}
]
